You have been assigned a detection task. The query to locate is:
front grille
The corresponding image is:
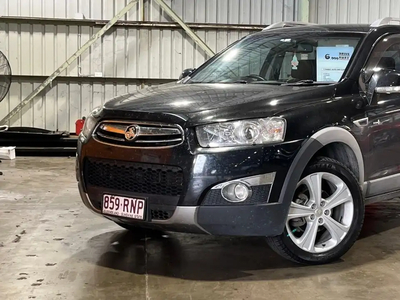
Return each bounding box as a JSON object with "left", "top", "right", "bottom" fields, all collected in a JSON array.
[
  {"left": 84, "top": 158, "right": 184, "bottom": 196},
  {"left": 151, "top": 209, "right": 173, "bottom": 220},
  {"left": 94, "top": 121, "right": 184, "bottom": 148}
]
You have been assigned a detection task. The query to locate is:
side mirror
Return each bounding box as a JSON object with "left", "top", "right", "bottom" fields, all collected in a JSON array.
[
  {"left": 363, "top": 69, "right": 400, "bottom": 103},
  {"left": 179, "top": 68, "right": 195, "bottom": 80}
]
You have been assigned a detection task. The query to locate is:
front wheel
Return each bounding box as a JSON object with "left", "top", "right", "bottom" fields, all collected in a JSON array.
[{"left": 267, "top": 157, "right": 365, "bottom": 264}]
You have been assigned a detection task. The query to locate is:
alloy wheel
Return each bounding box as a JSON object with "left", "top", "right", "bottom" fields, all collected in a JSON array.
[{"left": 286, "top": 172, "right": 354, "bottom": 253}]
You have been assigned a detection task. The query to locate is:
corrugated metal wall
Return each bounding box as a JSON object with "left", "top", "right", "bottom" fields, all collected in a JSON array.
[
  {"left": 0, "top": 24, "right": 253, "bottom": 78},
  {"left": 0, "top": 0, "right": 298, "bottom": 131},
  {"left": 4, "top": 79, "right": 147, "bottom": 132},
  {"left": 0, "top": 0, "right": 297, "bottom": 23},
  {"left": 310, "top": 0, "right": 400, "bottom": 24}
]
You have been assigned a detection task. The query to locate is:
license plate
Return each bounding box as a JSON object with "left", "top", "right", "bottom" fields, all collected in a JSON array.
[{"left": 102, "top": 194, "right": 146, "bottom": 220}]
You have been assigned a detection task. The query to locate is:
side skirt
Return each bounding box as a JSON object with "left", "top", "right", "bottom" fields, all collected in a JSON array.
[{"left": 365, "top": 189, "right": 400, "bottom": 205}]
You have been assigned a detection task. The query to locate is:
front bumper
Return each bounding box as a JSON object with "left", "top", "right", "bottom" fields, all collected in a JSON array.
[
  {"left": 78, "top": 179, "right": 290, "bottom": 236},
  {"left": 77, "top": 133, "right": 302, "bottom": 236},
  {"left": 78, "top": 182, "right": 206, "bottom": 233}
]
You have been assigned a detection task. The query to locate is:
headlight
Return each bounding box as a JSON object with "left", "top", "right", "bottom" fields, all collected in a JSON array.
[
  {"left": 81, "top": 106, "right": 103, "bottom": 139},
  {"left": 196, "top": 117, "right": 286, "bottom": 148}
]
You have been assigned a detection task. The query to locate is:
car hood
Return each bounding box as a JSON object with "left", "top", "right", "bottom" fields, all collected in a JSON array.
[{"left": 103, "top": 82, "right": 335, "bottom": 126}]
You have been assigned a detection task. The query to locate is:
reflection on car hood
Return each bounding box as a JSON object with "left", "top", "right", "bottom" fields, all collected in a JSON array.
[{"left": 104, "top": 82, "right": 335, "bottom": 126}]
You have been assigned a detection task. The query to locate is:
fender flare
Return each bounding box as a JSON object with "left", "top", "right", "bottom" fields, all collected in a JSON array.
[{"left": 276, "top": 127, "right": 365, "bottom": 232}]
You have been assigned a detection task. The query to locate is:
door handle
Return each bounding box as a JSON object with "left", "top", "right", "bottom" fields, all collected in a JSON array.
[{"left": 373, "top": 120, "right": 382, "bottom": 125}]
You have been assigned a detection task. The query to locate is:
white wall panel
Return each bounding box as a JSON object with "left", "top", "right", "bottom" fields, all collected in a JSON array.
[
  {"left": 0, "top": 80, "right": 152, "bottom": 132},
  {"left": 2, "top": 0, "right": 296, "bottom": 23},
  {"left": 310, "top": 0, "right": 400, "bottom": 24},
  {"left": 0, "top": 24, "right": 258, "bottom": 77},
  {"left": 147, "top": 0, "right": 296, "bottom": 24}
]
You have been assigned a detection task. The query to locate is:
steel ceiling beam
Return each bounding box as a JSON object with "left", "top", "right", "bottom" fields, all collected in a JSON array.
[
  {"left": 153, "top": 0, "right": 215, "bottom": 57},
  {"left": 0, "top": 0, "right": 139, "bottom": 125}
]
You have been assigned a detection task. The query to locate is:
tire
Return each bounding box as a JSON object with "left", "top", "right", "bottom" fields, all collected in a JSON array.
[
  {"left": 267, "top": 157, "right": 365, "bottom": 265},
  {"left": 115, "top": 222, "right": 165, "bottom": 237}
]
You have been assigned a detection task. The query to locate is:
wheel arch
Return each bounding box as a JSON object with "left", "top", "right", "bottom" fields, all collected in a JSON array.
[
  {"left": 276, "top": 127, "right": 365, "bottom": 233},
  {"left": 311, "top": 127, "right": 364, "bottom": 185}
]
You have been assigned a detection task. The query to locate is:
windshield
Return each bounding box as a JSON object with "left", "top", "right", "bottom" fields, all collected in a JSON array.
[{"left": 188, "top": 32, "right": 362, "bottom": 85}]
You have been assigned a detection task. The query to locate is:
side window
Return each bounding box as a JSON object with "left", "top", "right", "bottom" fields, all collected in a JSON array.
[
  {"left": 365, "top": 35, "right": 400, "bottom": 72},
  {"left": 362, "top": 34, "right": 400, "bottom": 101}
]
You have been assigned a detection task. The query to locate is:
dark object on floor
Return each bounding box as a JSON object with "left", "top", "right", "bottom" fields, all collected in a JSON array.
[{"left": 0, "top": 127, "right": 77, "bottom": 156}]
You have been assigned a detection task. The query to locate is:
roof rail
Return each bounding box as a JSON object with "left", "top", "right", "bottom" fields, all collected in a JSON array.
[
  {"left": 263, "top": 21, "right": 317, "bottom": 31},
  {"left": 371, "top": 17, "right": 400, "bottom": 27}
]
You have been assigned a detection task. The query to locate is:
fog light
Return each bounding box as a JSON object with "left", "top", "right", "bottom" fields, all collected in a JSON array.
[
  {"left": 234, "top": 183, "right": 250, "bottom": 201},
  {"left": 221, "top": 182, "right": 252, "bottom": 203}
]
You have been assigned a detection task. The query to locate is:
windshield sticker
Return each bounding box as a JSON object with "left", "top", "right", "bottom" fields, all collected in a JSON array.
[
  {"left": 291, "top": 53, "right": 299, "bottom": 70},
  {"left": 316, "top": 46, "right": 354, "bottom": 82}
]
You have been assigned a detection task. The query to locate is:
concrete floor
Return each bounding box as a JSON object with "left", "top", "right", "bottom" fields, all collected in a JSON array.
[{"left": 1, "top": 158, "right": 400, "bottom": 300}]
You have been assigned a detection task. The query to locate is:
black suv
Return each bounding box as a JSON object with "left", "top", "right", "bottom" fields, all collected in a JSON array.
[{"left": 77, "top": 18, "right": 400, "bottom": 264}]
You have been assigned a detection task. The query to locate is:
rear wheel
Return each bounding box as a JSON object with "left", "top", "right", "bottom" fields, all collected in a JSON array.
[{"left": 267, "top": 157, "right": 364, "bottom": 264}]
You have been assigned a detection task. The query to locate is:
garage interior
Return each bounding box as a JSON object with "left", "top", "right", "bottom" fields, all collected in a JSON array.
[{"left": 2, "top": 0, "right": 400, "bottom": 299}]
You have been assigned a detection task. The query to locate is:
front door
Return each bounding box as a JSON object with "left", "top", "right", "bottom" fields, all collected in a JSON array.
[{"left": 362, "top": 34, "right": 400, "bottom": 196}]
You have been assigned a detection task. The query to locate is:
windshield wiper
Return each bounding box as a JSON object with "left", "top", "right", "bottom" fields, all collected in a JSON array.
[
  {"left": 224, "top": 80, "right": 284, "bottom": 85},
  {"left": 187, "top": 80, "right": 248, "bottom": 84},
  {"left": 282, "top": 80, "right": 333, "bottom": 86},
  {"left": 252, "top": 81, "right": 284, "bottom": 85}
]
